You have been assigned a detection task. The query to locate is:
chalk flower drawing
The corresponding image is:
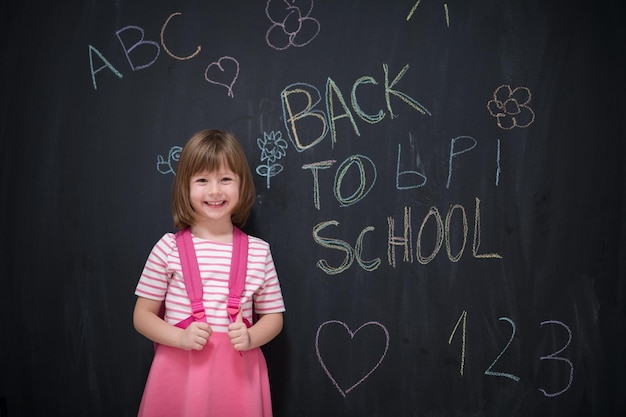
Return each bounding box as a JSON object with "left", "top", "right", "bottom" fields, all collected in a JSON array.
[
  {"left": 156, "top": 146, "right": 182, "bottom": 175},
  {"left": 256, "top": 131, "right": 288, "bottom": 189},
  {"left": 265, "top": 0, "right": 320, "bottom": 50},
  {"left": 487, "top": 84, "right": 535, "bottom": 130}
]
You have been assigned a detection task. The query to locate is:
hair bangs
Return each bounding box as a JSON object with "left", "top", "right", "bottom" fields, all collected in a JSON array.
[{"left": 190, "top": 141, "right": 231, "bottom": 174}]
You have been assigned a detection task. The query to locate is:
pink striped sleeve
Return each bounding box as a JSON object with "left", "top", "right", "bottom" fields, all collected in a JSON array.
[
  {"left": 135, "top": 233, "right": 175, "bottom": 301},
  {"left": 251, "top": 239, "right": 286, "bottom": 314}
]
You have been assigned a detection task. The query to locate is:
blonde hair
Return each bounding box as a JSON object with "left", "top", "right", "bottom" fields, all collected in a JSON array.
[{"left": 172, "top": 129, "right": 256, "bottom": 229}]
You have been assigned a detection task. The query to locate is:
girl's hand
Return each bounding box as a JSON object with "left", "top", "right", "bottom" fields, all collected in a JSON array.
[
  {"left": 228, "top": 309, "right": 251, "bottom": 351},
  {"left": 179, "top": 322, "right": 212, "bottom": 351}
]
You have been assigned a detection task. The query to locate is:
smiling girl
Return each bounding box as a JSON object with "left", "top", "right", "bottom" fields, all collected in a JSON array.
[{"left": 133, "top": 129, "right": 285, "bottom": 417}]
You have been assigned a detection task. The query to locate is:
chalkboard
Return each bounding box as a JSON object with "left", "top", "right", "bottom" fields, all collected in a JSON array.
[{"left": 1, "top": 1, "right": 624, "bottom": 416}]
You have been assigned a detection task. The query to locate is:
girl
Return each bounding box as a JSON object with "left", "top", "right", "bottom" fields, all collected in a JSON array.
[{"left": 134, "top": 129, "right": 285, "bottom": 417}]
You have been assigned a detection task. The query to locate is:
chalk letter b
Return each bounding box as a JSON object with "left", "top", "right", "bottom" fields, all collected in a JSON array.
[
  {"left": 281, "top": 83, "right": 329, "bottom": 152},
  {"left": 116, "top": 25, "right": 160, "bottom": 71}
]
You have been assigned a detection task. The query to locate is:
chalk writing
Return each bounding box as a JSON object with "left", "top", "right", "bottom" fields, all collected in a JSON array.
[
  {"left": 385, "top": 64, "right": 431, "bottom": 118},
  {"left": 116, "top": 26, "right": 161, "bottom": 71},
  {"left": 445, "top": 204, "right": 468, "bottom": 262},
  {"left": 396, "top": 135, "right": 427, "bottom": 190},
  {"left": 315, "top": 320, "right": 389, "bottom": 397},
  {"left": 487, "top": 85, "right": 536, "bottom": 130},
  {"left": 160, "top": 12, "right": 201, "bottom": 60},
  {"left": 387, "top": 206, "right": 413, "bottom": 267},
  {"left": 302, "top": 153, "right": 378, "bottom": 209},
  {"left": 281, "top": 83, "right": 328, "bottom": 151},
  {"left": 448, "top": 310, "right": 467, "bottom": 375},
  {"left": 333, "top": 155, "right": 377, "bottom": 207},
  {"left": 280, "top": 64, "right": 430, "bottom": 151},
  {"left": 407, "top": 1, "right": 450, "bottom": 27},
  {"left": 256, "top": 131, "right": 289, "bottom": 189},
  {"left": 416, "top": 207, "right": 444, "bottom": 264},
  {"left": 447, "top": 313, "right": 574, "bottom": 397},
  {"left": 387, "top": 197, "right": 501, "bottom": 268},
  {"left": 302, "top": 160, "right": 336, "bottom": 210},
  {"left": 156, "top": 146, "right": 182, "bottom": 175},
  {"left": 81, "top": 4, "right": 594, "bottom": 411},
  {"left": 265, "top": 0, "right": 320, "bottom": 50},
  {"left": 472, "top": 197, "right": 502, "bottom": 259},
  {"left": 484, "top": 317, "right": 521, "bottom": 381},
  {"left": 396, "top": 133, "right": 501, "bottom": 191},
  {"left": 407, "top": 0, "right": 422, "bottom": 21},
  {"left": 406, "top": 0, "right": 422, "bottom": 22},
  {"left": 447, "top": 136, "right": 477, "bottom": 189},
  {"left": 314, "top": 315, "right": 574, "bottom": 399},
  {"left": 495, "top": 138, "right": 501, "bottom": 185},
  {"left": 312, "top": 221, "right": 381, "bottom": 274},
  {"left": 89, "top": 14, "right": 239, "bottom": 94},
  {"left": 89, "top": 25, "right": 160, "bottom": 89},
  {"left": 204, "top": 56, "right": 240, "bottom": 98},
  {"left": 88, "top": 45, "right": 123, "bottom": 90},
  {"left": 312, "top": 198, "right": 499, "bottom": 274},
  {"left": 538, "top": 320, "right": 573, "bottom": 397}
]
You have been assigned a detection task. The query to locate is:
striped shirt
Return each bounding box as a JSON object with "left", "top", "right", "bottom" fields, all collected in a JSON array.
[{"left": 135, "top": 232, "right": 285, "bottom": 333}]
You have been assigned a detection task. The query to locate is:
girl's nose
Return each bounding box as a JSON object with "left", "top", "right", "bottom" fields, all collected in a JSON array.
[{"left": 207, "top": 181, "right": 220, "bottom": 194}]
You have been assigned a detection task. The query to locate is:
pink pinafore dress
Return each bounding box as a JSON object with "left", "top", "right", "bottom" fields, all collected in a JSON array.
[{"left": 137, "top": 228, "right": 273, "bottom": 417}]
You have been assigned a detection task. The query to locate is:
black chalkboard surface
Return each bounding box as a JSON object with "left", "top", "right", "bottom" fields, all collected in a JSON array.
[{"left": 1, "top": 1, "right": 624, "bottom": 416}]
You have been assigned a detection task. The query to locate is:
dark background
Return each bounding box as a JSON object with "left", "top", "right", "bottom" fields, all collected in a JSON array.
[{"left": 1, "top": 1, "right": 624, "bottom": 416}]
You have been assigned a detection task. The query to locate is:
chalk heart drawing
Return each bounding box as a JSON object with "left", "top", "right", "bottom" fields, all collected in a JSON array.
[
  {"left": 204, "top": 56, "right": 240, "bottom": 98},
  {"left": 315, "top": 320, "right": 390, "bottom": 397}
]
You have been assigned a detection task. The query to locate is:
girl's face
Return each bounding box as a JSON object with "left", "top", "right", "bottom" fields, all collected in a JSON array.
[{"left": 189, "top": 164, "right": 240, "bottom": 227}]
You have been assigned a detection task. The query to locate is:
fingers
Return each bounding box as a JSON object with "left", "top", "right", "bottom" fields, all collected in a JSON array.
[
  {"left": 180, "top": 320, "right": 250, "bottom": 351},
  {"left": 182, "top": 322, "right": 212, "bottom": 351},
  {"left": 194, "top": 322, "right": 212, "bottom": 333},
  {"left": 228, "top": 322, "right": 250, "bottom": 351}
]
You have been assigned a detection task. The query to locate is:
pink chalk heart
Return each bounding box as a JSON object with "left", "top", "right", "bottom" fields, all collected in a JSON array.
[
  {"left": 204, "top": 56, "right": 239, "bottom": 98},
  {"left": 315, "top": 320, "right": 389, "bottom": 397}
]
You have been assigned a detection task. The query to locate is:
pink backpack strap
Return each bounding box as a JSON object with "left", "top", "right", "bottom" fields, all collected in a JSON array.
[
  {"left": 227, "top": 227, "right": 250, "bottom": 326},
  {"left": 175, "top": 228, "right": 206, "bottom": 322}
]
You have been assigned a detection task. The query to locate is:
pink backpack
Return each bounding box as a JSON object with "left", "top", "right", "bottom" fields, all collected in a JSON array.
[{"left": 159, "top": 227, "right": 250, "bottom": 331}]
